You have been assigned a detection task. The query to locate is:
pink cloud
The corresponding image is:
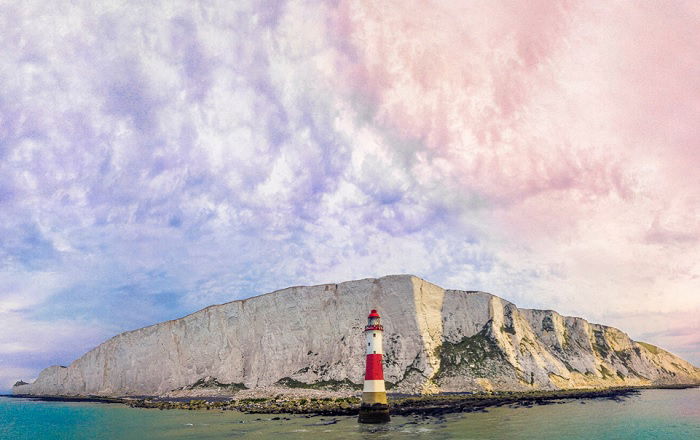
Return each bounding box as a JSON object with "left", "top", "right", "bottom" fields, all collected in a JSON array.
[{"left": 335, "top": 0, "right": 699, "bottom": 241}]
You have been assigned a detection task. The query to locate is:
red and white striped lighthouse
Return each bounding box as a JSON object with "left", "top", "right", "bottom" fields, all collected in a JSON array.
[{"left": 358, "top": 309, "right": 390, "bottom": 423}]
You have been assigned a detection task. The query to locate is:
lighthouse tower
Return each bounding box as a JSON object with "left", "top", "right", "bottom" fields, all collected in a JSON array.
[{"left": 358, "top": 309, "right": 390, "bottom": 423}]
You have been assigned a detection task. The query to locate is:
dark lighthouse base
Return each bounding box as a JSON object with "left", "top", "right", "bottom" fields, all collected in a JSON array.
[{"left": 358, "top": 403, "right": 391, "bottom": 424}]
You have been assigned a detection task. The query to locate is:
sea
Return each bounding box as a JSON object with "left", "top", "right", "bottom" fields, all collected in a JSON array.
[{"left": 1, "top": 388, "right": 698, "bottom": 439}]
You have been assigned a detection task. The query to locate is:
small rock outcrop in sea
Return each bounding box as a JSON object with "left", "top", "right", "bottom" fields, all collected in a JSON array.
[{"left": 13, "top": 275, "right": 700, "bottom": 397}]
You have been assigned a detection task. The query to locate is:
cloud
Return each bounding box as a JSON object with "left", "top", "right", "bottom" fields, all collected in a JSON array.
[
  {"left": 0, "top": 310, "right": 110, "bottom": 391},
  {"left": 600, "top": 310, "right": 700, "bottom": 365},
  {"left": 0, "top": 366, "right": 37, "bottom": 393},
  {"left": 0, "top": 271, "right": 69, "bottom": 313},
  {"left": 0, "top": 0, "right": 698, "bottom": 390},
  {"left": 0, "top": 312, "right": 104, "bottom": 356},
  {"left": 336, "top": 0, "right": 699, "bottom": 231},
  {"left": 645, "top": 217, "right": 698, "bottom": 245}
]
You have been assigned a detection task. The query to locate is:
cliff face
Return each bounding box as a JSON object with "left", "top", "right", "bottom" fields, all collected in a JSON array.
[{"left": 13, "top": 275, "right": 700, "bottom": 396}]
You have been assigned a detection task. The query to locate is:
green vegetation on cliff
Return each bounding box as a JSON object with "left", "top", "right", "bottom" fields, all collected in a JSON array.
[
  {"left": 435, "top": 325, "right": 509, "bottom": 379},
  {"left": 275, "top": 377, "right": 362, "bottom": 391},
  {"left": 180, "top": 377, "right": 247, "bottom": 392}
]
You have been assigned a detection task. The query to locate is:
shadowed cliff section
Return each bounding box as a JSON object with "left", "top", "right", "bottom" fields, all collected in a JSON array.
[{"left": 13, "top": 275, "right": 700, "bottom": 397}]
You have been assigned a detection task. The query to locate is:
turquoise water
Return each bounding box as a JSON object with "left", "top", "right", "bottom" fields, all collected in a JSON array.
[{"left": 1, "top": 389, "right": 698, "bottom": 439}]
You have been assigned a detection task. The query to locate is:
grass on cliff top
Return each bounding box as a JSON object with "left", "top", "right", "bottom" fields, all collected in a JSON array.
[{"left": 637, "top": 341, "right": 660, "bottom": 355}]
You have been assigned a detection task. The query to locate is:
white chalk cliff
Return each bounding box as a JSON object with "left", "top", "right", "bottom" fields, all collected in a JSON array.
[{"left": 13, "top": 275, "right": 700, "bottom": 396}]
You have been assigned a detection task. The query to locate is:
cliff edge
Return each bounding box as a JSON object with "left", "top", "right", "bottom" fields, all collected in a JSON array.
[{"left": 13, "top": 275, "right": 700, "bottom": 396}]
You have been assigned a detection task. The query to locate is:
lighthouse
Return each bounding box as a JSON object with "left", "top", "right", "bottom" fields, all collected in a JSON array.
[{"left": 358, "top": 309, "right": 390, "bottom": 423}]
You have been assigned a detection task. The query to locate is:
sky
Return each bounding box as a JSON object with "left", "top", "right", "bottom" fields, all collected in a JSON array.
[{"left": 1, "top": 0, "right": 699, "bottom": 391}]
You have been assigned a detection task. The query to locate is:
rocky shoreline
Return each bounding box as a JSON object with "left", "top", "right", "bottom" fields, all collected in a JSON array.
[{"left": 8, "top": 385, "right": 697, "bottom": 418}]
